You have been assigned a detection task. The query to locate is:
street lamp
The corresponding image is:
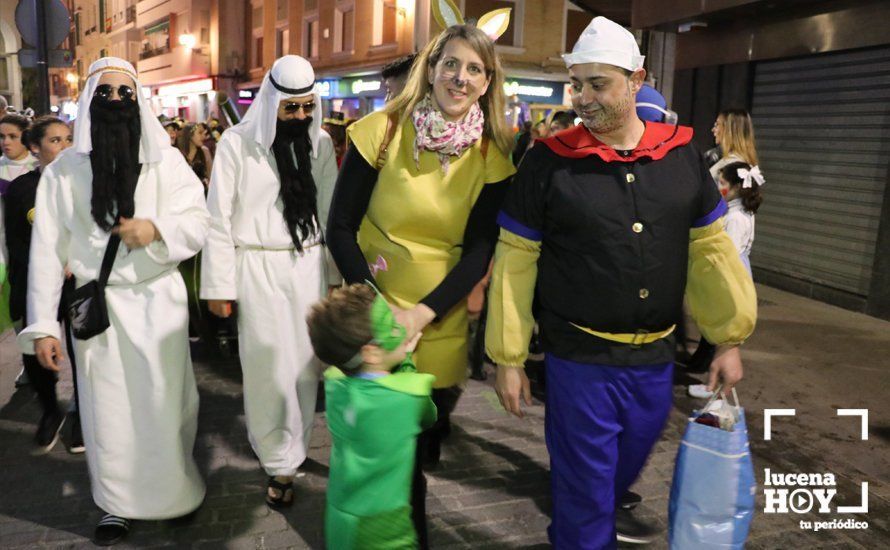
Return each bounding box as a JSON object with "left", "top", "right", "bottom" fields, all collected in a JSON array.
[
  {"left": 65, "top": 73, "right": 78, "bottom": 85},
  {"left": 179, "top": 33, "right": 197, "bottom": 49}
]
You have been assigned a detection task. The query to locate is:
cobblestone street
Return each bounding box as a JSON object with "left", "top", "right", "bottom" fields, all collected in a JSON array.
[{"left": 1, "top": 285, "right": 888, "bottom": 548}]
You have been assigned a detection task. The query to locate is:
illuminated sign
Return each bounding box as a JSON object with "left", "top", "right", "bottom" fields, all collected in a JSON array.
[
  {"left": 351, "top": 79, "right": 382, "bottom": 95},
  {"left": 316, "top": 81, "right": 332, "bottom": 98},
  {"left": 239, "top": 90, "right": 253, "bottom": 98},
  {"left": 157, "top": 78, "right": 214, "bottom": 97},
  {"left": 503, "top": 80, "right": 555, "bottom": 98}
]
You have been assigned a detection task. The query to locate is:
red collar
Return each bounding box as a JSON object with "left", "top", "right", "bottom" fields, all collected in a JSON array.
[{"left": 540, "top": 122, "right": 693, "bottom": 162}]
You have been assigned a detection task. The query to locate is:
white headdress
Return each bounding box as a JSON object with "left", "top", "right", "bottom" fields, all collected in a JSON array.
[
  {"left": 562, "top": 16, "right": 645, "bottom": 71},
  {"left": 231, "top": 55, "right": 323, "bottom": 158},
  {"left": 737, "top": 165, "right": 765, "bottom": 189},
  {"left": 73, "top": 57, "right": 169, "bottom": 164}
]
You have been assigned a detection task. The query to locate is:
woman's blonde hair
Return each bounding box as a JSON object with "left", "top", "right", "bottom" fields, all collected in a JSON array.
[
  {"left": 384, "top": 25, "right": 513, "bottom": 155},
  {"left": 718, "top": 109, "right": 758, "bottom": 165}
]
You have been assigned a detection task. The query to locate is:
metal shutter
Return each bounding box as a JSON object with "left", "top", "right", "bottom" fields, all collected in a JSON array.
[{"left": 751, "top": 46, "right": 890, "bottom": 296}]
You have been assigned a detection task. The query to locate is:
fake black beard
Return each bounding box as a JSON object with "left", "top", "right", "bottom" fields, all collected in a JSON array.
[
  {"left": 271, "top": 117, "right": 318, "bottom": 252},
  {"left": 89, "top": 98, "right": 141, "bottom": 232}
]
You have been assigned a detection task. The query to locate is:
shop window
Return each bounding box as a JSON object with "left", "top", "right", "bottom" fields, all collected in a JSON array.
[
  {"left": 334, "top": 1, "right": 355, "bottom": 53},
  {"left": 564, "top": 1, "right": 586, "bottom": 54},
  {"left": 372, "top": 0, "right": 397, "bottom": 46},
  {"left": 464, "top": 0, "right": 520, "bottom": 47}
]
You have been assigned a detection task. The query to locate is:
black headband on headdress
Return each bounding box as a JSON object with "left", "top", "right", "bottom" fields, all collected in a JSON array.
[{"left": 269, "top": 74, "right": 316, "bottom": 95}]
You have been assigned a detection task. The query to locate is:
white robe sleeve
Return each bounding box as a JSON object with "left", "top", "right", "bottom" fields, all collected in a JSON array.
[
  {"left": 17, "top": 167, "right": 69, "bottom": 353},
  {"left": 723, "top": 212, "right": 749, "bottom": 256},
  {"left": 145, "top": 152, "right": 210, "bottom": 265},
  {"left": 315, "top": 134, "right": 343, "bottom": 287},
  {"left": 200, "top": 136, "right": 239, "bottom": 300}
]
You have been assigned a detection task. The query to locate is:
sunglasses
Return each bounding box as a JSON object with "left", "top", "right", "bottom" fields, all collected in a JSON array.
[
  {"left": 94, "top": 84, "right": 136, "bottom": 102},
  {"left": 283, "top": 102, "right": 316, "bottom": 114}
]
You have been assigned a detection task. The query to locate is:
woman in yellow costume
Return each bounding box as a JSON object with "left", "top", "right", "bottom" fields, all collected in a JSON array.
[{"left": 327, "top": 2, "right": 515, "bottom": 546}]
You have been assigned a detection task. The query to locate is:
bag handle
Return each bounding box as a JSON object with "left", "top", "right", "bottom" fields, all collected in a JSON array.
[
  {"left": 696, "top": 385, "right": 741, "bottom": 420},
  {"left": 98, "top": 233, "right": 121, "bottom": 288}
]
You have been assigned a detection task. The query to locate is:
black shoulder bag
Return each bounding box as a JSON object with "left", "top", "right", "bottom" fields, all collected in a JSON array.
[{"left": 67, "top": 234, "right": 121, "bottom": 340}]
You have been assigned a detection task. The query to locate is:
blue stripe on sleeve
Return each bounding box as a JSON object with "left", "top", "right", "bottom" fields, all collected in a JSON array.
[
  {"left": 692, "top": 199, "right": 727, "bottom": 228},
  {"left": 497, "top": 210, "right": 543, "bottom": 241}
]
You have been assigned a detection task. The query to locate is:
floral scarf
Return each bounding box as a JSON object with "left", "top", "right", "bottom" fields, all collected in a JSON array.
[{"left": 411, "top": 94, "right": 484, "bottom": 174}]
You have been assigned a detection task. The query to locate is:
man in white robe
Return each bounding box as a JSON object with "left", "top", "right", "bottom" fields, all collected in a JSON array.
[
  {"left": 200, "top": 55, "right": 338, "bottom": 507},
  {"left": 17, "top": 57, "right": 208, "bottom": 545}
]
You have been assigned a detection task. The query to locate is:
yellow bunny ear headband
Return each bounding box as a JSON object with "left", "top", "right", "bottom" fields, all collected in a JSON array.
[{"left": 431, "top": 0, "right": 512, "bottom": 42}]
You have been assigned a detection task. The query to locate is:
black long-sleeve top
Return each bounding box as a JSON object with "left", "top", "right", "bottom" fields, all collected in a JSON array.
[
  {"left": 327, "top": 144, "right": 510, "bottom": 318},
  {"left": 4, "top": 169, "right": 40, "bottom": 322}
]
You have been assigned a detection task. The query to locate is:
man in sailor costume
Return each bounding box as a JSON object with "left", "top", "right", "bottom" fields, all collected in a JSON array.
[
  {"left": 201, "top": 55, "right": 338, "bottom": 508},
  {"left": 485, "top": 18, "right": 757, "bottom": 549},
  {"left": 18, "top": 57, "right": 209, "bottom": 546}
]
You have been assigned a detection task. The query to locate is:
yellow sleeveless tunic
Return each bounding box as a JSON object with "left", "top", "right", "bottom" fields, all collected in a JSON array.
[{"left": 347, "top": 111, "right": 515, "bottom": 387}]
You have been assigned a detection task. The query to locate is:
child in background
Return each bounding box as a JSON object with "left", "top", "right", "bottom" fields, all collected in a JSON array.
[
  {"left": 688, "top": 162, "right": 763, "bottom": 399},
  {"left": 307, "top": 283, "right": 436, "bottom": 549}
]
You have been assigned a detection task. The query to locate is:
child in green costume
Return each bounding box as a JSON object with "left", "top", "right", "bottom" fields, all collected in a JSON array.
[{"left": 307, "top": 284, "right": 437, "bottom": 549}]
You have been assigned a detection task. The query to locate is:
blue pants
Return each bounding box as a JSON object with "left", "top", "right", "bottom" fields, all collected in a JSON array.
[{"left": 545, "top": 355, "right": 674, "bottom": 550}]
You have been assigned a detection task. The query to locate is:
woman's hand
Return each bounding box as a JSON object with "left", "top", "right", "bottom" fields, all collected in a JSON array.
[{"left": 394, "top": 304, "right": 436, "bottom": 340}]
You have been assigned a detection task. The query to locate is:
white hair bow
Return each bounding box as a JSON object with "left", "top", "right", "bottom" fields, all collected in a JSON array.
[{"left": 737, "top": 165, "right": 765, "bottom": 189}]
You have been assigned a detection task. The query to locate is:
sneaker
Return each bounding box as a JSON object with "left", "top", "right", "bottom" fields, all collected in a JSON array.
[
  {"left": 68, "top": 413, "right": 85, "bottom": 454},
  {"left": 34, "top": 411, "right": 65, "bottom": 454},
  {"left": 94, "top": 514, "right": 130, "bottom": 546},
  {"left": 619, "top": 490, "right": 642, "bottom": 510},
  {"left": 14, "top": 368, "right": 30, "bottom": 388},
  {"left": 615, "top": 508, "right": 661, "bottom": 544}
]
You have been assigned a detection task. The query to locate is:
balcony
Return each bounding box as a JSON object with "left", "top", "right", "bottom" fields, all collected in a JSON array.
[
  {"left": 139, "top": 45, "right": 171, "bottom": 60},
  {"left": 126, "top": 5, "right": 136, "bottom": 24},
  {"left": 137, "top": 44, "right": 211, "bottom": 87}
]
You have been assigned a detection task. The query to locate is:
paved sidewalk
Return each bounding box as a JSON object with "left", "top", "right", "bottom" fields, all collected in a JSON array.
[{"left": 0, "top": 284, "right": 888, "bottom": 548}]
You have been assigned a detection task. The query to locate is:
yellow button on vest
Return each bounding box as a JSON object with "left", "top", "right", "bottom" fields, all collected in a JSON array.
[
  {"left": 639, "top": 288, "right": 650, "bottom": 299},
  {"left": 632, "top": 222, "right": 643, "bottom": 233},
  {"left": 626, "top": 173, "right": 636, "bottom": 183}
]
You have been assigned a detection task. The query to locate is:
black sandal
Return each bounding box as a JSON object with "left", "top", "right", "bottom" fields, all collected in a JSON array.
[
  {"left": 265, "top": 476, "right": 294, "bottom": 509},
  {"left": 94, "top": 514, "right": 130, "bottom": 546}
]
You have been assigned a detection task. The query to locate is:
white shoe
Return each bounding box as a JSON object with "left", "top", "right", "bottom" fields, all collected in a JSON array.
[{"left": 687, "top": 384, "right": 714, "bottom": 399}]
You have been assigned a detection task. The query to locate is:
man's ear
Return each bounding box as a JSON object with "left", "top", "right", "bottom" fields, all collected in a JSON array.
[
  {"left": 629, "top": 69, "right": 647, "bottom": 94},
  {"left": 360, "top": 344, "right": 381, "bottom": 366}
]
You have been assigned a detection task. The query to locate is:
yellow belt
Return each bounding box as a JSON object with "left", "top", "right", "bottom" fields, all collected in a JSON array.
[{"left": 570, "top": 323, "right": 676, "bottom": 346}]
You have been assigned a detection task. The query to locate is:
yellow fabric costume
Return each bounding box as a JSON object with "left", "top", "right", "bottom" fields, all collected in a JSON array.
[{"left": 348, "top": 111, "right": 515, "bottom": 387}]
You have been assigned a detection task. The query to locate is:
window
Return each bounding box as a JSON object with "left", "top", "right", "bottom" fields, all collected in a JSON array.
[
  {"left": 141, "top": 18, "right": 170, "bottom": 59},
  {"left": 564, "top": 1, "right": 586, "bottom": 54},
  {"left": 464, "top": 0, "right": 521, "bottom": 47},
  {"left": 372, "top": 0, "right": 397, "bottom": 46},
  {"left": 305, "top": 19, "right": 319, "bottom": 58},
  {"left": 253, "top": 36, "right": 264, "bottom": 68},
  {"left": 74, "top": 12, "right": 82, "bottom": 45},
  {"left": 252, "top": 6, "right": 264, "bottom": 29},
  {"left": 276, "top": 28, "right": 290, "bottom": 57},
  {"left": 277, "top": 0, "right": 288, "bottom": 21},
  {"left": 304, "top": 0, "right": 317, "bottom": 10},
  {"left": 334, "top": 1, "right": 355, "bottom": 53}
]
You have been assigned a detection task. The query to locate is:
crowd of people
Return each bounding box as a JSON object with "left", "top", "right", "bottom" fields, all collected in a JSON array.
[{"left": 0, "top": 6, "right": 766, "bottom": 549}]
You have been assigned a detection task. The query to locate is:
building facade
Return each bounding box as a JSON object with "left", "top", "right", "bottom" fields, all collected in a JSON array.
[{"left": 636, "top": 0, "right": 890, "bottom": 320}]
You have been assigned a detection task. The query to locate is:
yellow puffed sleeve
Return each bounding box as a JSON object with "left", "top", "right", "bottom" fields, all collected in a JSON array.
[
  {"left": 484, "top": 142, "right": 517, "bottom": 184},
  {"left": 686, "top": 218, "right": 757, "bottom": 345},
  {"left": 345, "top": 110, "right": 391, "bottom": 167},
  {"left": 484, "top": 229, "right": 540, "bottom": 367}
]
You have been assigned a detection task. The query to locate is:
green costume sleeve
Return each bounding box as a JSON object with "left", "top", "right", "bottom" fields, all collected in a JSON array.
[
  {"left": 484, "top": 229, "right": 540, "bottom": 367},
  {"left": 686, "top": 217, "right": 757, "bottom": 346}
]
